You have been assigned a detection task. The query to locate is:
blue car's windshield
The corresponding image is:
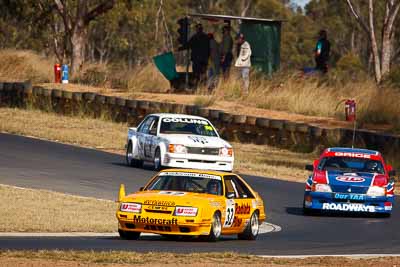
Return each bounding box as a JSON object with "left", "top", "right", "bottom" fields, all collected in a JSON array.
[{"left": 318, "top": 156, "right": 384, "bottom": 174}]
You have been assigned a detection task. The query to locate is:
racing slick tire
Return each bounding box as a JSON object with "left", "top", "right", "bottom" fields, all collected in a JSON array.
[
  {"left": 303, "top": 204, "right": 316, "bottom": 216},
  {"left": 126, "top": 142, "right": 143, "bottom": 168},
  {"left": 376, "top": 213, "right": 391, "bottom": 218},
  {"left": 205, "top": 212, "right": 222, "bottom": 242},
  {"left": 238, "top": 211, "right": 259, "bottom": 240},
  {"left": 118, "top": 229, "right": 141, "bottom": 240},
  {"left": 303, "top": 199, "right": 317, "bottom": 216},
  {"left": 153, "top": 148, "right": 164, "bottom": 171}
]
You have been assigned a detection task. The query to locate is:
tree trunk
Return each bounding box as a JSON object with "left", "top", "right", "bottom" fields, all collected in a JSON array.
[
  {"left": 71, "top": 26, "right": 87, "bottom": 74},
  {"left": 381, "top": 31, "right": 392, "bottom": 77},
  {"left": 240, "top": 0, "right": 251, "bottom": 17},
  {"left": 367, "top": 0, "right": 382, "bottom": 83},
  {"left": 346, "top": 0, "right": 400, "bottom": 84},
  {"left": 350, "top": 29, "right": 356, "bottom": 53}
]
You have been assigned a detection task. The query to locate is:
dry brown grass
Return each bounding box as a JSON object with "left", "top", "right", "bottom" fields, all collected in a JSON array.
[
  {"left": 0, "top": 107, "right": 312, "bottom": 182},
  {"left": 0, "top": 251, "right": 399, "bottom": 267},
  {"left": 0, "top": 108, "right": 127, "bottom": 154},
  {"left": 0, "top": 184, "right": 116, "bottom": 232},
  {"left": 71, "top": 62, "right": 170, "bottom": 94},
  {"left": 210, "top": 70, "right": 400, "bottom": 129},
  {"left": 0, "top": 49, "right": 53, "bottom": 83},
  {"left": 234, "top": 143, "right": 314, "bottom": 182},
  {"left": 0, "top": 49, "right": 398, "bottom": 130}
]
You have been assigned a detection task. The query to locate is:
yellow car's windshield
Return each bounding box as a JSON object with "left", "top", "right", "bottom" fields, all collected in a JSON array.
[{"left": 146, "top": 172, "right": 223, "bottom": 195}]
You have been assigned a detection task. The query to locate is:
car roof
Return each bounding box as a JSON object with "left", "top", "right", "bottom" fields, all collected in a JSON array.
[
  {"left": 150, "top": 113, "right": 210, "bottom": 120},
  {"left": 325, "top": 147, "right": 380, "bottom": 156},
  {"left": 158, "top": 168, "right": 235, "bottom": 177}
]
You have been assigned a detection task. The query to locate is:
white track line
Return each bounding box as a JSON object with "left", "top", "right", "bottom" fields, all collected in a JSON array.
[
  {"left": 257, "top": 254, "right": 400, "bottom": 259},
  {"left": 0, "top": 223, "right": 281, "bottom": 238}
]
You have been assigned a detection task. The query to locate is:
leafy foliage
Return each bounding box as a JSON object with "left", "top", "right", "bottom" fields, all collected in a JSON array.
[{"left": 0, "top": 0, "right": 399, "bottom": 76}]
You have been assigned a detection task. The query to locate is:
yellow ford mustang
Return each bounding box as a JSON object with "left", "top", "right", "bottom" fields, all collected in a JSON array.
[{"left": 117, "top": 169, "right": 266, "bottom": 241}]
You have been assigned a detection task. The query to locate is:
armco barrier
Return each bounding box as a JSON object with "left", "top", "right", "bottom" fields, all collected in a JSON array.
[{"left": 0, "top": 81, "right": 399, "bottom": 156}]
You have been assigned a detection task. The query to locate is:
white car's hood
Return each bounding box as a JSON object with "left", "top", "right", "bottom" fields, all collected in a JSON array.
[{"left": 159, "top": 134, "right": 231, "bottom": 148}]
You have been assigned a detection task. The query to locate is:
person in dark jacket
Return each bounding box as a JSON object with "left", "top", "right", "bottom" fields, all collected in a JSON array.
[
  {"left": 314, "top": 30, "right": 330, "bottom": 73},
  {"left": 187, "top": 23, "right": 210, "bottom": 84}
]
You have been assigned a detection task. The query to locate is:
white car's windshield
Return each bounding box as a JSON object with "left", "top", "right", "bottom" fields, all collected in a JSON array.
[
  {"left": 145, "top": 172, "right": 223, "bottom": 195},
  {"left": 159, "top": 117, "right": 218, "bottom": 137},
  {"left": 318, "top": 156, "right": 385, "bottom": 174}
]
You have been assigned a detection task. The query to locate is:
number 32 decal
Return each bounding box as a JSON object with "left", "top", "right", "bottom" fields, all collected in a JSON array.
[{"left": 223, "top": 199, "right": 235, "bottom": 227}]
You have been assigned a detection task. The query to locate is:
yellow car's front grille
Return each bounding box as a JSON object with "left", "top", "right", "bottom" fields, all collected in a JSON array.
[
  {"left": 144, "top": 225, "right": 172, "bottom": 232},
  {"left": 144, "top": 209, "right": 172, "bottom": 214}
]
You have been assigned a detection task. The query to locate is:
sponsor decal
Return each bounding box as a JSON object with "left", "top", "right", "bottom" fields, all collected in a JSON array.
[
  {"left": 133, "top": 215, "right": 178, "bottom": 225},
  {"left": 336, "top": 176, "right": 365, "bottom": 183},
  {"left": 334, "top": 193, "right": 365, "bottom": 201},
  {"left": 252, "top": 200, "right": 257, "bottom": 209},
  {"left": 175, "top": 207, "right": 198, "bottom": 216},
  {"left": 147, "top": 205, "right": 169, "bottom": 211},
  {"left": 322, "top": 203, "right": 375, "bottom": 212},
  {"left": 159, "top": 172, "right": 221, "bottom": 180},
  {"left": 334, "top": 152, "right": 371, "bottom": 159},
  {"left": 158, "top": 191, "right": 186, "bottom": 196},
  {"left": 162, "top": 118, "right": 208, "bottom": 125},
  {"left": 232, "top": 216, "right": 243, "bottom": 227},
  {"left": 235, "top": 203, "right": 251, "bottom": 215},
  {"left": 209, "top": 201, "right": 222, "bottom": 208},
  {"left": 121, "top": 203, "right": 141, "bottom": 213},
  {"left": 188, "top": 136, "right": 209, "bottom": 144},
  {"left": 143, "top": 200, "right": 175, "bottom": 206},
  {"left": 223, "top": 199, "right": 235, "bottom": 227}
]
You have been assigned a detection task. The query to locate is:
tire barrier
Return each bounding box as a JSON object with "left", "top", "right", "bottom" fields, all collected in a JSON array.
[{"left": 0, "top": 82, "right": 399, "bottom": 157}]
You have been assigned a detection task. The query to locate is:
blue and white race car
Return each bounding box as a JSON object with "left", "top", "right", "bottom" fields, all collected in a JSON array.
[{"left": 303, "top": 147, "right": 395, "bottom": 216}]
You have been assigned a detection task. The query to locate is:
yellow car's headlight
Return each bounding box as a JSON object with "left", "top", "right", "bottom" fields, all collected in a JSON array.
[
  {"left": 120, "top": 202, "right": 142, "bottom": 213},
  {"left": 174, "top": 206, "right": 198, "bottom": 217}
]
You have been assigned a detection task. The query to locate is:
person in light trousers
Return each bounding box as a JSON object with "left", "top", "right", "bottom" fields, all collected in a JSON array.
[{"left": 235, "top": 33, "right": 251, "bottom": 95}]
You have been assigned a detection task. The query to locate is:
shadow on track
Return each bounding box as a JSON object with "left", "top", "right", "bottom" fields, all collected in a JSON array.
[
  {"left": 111, "top": 162, "right": 155, "bottom": 171},
  {"left": 285, "top": 207, "right": 391, "bottom": 219},
  {"left": 104, "top": 235, "right": 239, "bottom": 242}
]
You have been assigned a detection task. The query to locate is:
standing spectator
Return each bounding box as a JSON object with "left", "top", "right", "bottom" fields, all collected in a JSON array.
[
  {"left": 207, "top": 33, "right": 220, "bottom": 91},
  {"left": 220, "top": 25, "right": 234, "bottom": 78},
  {"left": 187, "top": 23, "right": 210, "bottom": 85},
  {"left": 235, "top": 33, "right": 252, "bottom": 95},
  {"left": 314, "top": 30, "right": 330, "bottom": 73}
]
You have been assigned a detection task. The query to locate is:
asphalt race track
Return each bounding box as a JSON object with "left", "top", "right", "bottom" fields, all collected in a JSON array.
[{"left": 0, "top": 132, "right": 399, "bottom": 255}]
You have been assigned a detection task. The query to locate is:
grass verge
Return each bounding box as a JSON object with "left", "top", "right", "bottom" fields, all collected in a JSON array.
[
  {"left": 0, "top": 250, "right": 399, "bottom": 267},
  {"left": 0, "top": 184, "right": 116, "bottom": 232},
  {"left": 1, "top": 49, "right": 398, "bottom": 131},
  {"left": 0, "top": 107, "right": 314, "bottom": 183}
]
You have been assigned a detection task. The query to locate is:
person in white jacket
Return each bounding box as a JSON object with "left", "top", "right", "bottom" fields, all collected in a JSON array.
[{"left": 234, "top": 33, "right": 251, "bottom": 95}]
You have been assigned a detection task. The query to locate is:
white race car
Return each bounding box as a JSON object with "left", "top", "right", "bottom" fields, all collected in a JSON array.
[{"left": 125, "top": 113, "right": 234, "bottom": 171}]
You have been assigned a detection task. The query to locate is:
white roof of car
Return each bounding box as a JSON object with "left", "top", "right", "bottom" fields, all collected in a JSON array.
[{"left": 152, "top": 113, "right": 209, "bottom": 120}]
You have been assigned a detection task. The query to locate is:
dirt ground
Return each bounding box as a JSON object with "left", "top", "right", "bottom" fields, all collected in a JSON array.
[{"left": 1, "top": 254, "right": 400, "bottom": 267}]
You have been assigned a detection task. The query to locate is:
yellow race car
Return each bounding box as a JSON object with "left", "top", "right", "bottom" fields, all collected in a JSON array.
[{"left": 117, "top": 169, "right": 266, "bottom": 241}]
